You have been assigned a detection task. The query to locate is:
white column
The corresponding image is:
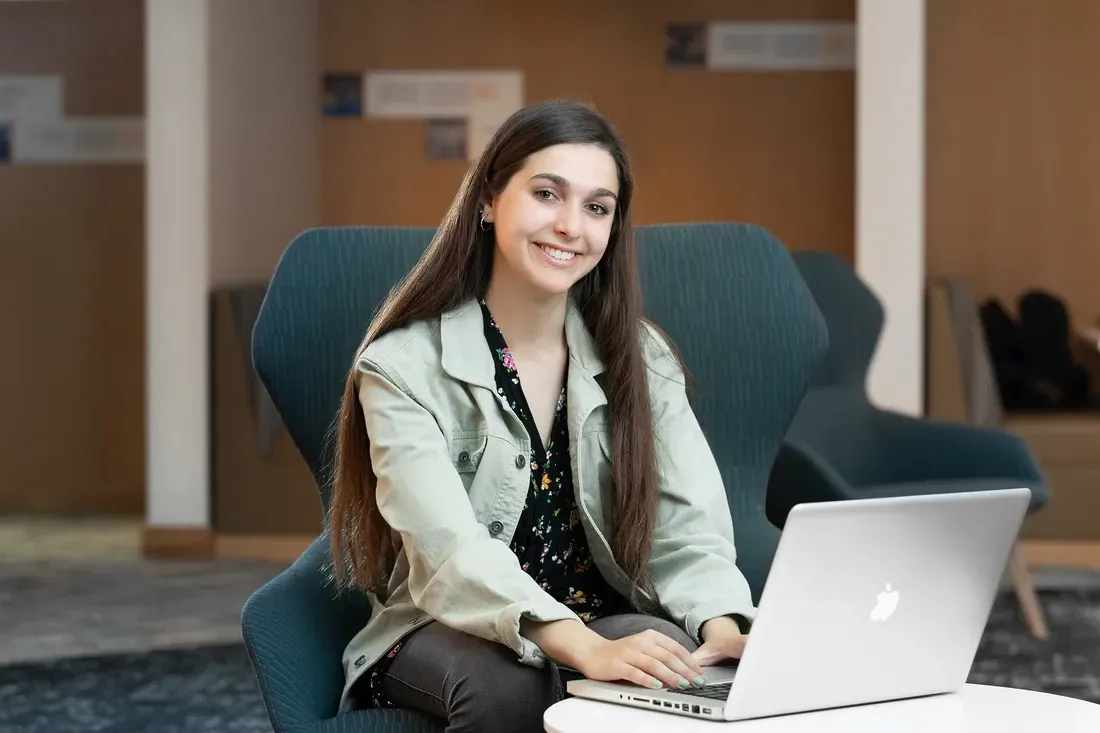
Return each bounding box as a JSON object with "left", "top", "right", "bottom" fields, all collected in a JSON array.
[
  {"left": 145, "top": 0, "right": 211, "bottom": 528},
  {"left": 856, "top": 0, "right": 926, "bottom": 416}
]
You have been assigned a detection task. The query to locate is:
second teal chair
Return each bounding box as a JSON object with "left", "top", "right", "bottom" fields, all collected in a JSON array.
[
  {"left": 766, "top": 252, "right": 1049, "bottom": 635},
  {"left": 768, "top": 251, "right": 1047, "bottom": 517}
]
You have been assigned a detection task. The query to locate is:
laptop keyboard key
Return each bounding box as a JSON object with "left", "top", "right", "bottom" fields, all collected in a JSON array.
[{"left": 677, "top": 682, "right": 732, "bottom": 700}]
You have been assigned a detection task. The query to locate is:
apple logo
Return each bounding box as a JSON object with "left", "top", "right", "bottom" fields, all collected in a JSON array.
[{"left": 870, "top": 583, "right": 900, "bottom": 621}]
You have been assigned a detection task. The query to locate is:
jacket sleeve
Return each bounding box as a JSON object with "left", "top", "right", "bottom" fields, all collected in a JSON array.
[
  {"left": 357, "top": 356, "right": 581, "bottom": 666},
  {"left": 641, "top": 327, "right": 758, "bottom": 643}
]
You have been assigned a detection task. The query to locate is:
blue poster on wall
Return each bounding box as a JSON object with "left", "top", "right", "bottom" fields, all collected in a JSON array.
[
  {"left": 0, "top": 123, "right": 10, "bottom": 164},
  {"left": 322, "top": 72, "right": 362, "bottom": 117},
  {"left": 666, "top": 23, "right": 707, "bottom": 68}
]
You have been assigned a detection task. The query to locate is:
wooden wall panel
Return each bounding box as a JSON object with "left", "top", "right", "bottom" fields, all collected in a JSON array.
[
  {"left": 926, "top": 0, "right": 1100, "bottom": 327},
  {"left": 0, "top": 0, "right": 144, "bottom": 515},
  {"left": 320, "top": 0, "right": 856, "bottom": 259}
]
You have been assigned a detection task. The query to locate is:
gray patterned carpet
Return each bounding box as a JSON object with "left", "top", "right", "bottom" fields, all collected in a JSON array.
[
  {"left": 969, "top": 587, "right": 1100, "bottom": 701},
  {"left": 1, "top": 587, "right": 1098, "bottom": 732}
]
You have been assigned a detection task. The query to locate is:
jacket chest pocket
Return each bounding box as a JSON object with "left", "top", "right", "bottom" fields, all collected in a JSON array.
[
  {"left": 449, "top": 433, "right": 512, "bottom": 524},
  {"left": 449, "top": 434, "right": 489, "bottom": 492}
]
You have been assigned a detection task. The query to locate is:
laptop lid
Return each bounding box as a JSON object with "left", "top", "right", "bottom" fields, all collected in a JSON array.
[{"left": 724, "top": 488, "right": 1031, "bottom": 721}]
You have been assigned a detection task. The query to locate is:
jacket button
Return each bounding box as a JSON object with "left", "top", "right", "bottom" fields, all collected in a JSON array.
[
  {"left": 488, "top": 520, "right": 504, "bottom": 535},
  {"left": 354, "top": 655, "right": 366, "bottom": 667},
  {"left": 515, "top": 454, "right": 526, "bottom": 469},
  {"left": 458, "top": 450, "right": 470, "bottom": 465}
]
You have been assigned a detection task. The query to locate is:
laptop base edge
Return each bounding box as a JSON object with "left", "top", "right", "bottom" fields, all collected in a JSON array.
[{"left": 565, "top": 679, "right": 727, "bottom": 721}]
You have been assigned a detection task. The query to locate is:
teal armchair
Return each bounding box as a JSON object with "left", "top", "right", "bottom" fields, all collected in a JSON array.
[
  {"left": 241, "top": 223, "right": 828, "bottom": 732},
  {"left": 765, "top": 251, "right": 1050, "bottom": 636},
  {"left": 243, "top": 227, "right": 440, "bottom": 733}
]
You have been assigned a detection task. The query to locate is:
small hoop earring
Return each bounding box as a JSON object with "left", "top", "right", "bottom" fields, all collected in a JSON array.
[{"left": 479, "top": 212, "right": 492, "bottom": 232}]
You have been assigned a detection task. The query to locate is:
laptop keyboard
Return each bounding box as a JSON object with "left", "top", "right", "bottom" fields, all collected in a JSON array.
[{"left": 676, "top": 682, "right": 732, "bottom": 700}]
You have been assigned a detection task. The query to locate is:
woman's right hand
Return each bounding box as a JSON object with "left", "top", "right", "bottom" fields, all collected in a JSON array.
[{"left": 574, "top": 628, "right": 707, "bottom": 691}]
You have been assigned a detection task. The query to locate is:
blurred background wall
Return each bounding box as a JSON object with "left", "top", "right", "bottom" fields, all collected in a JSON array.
[{"left": 1, "top": 0, "right": 1098, "bottom": 552}]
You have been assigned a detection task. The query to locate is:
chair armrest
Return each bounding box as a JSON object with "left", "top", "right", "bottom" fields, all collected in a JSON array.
[
  {"left": 766, "top": 440, "right": 857, "bottom": 528},
  {"left": 242, "top": 534, "right": 374, "bottom": 733},
  {"left": 870, "top": 410, "right": 1046, "bottom": 485}
]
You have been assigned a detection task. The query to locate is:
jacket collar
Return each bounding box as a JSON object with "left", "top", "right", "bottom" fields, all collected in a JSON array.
[{"left": 440, "top": 297, "right": 607, "bottom": 392}]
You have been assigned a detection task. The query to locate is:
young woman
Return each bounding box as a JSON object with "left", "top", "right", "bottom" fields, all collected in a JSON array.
[{"left": 331, "top": 99, "right": 755, "bottom": 730}]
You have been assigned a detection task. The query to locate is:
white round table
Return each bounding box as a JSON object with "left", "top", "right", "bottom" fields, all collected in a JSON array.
[{"left": 544, "top": 684, "right": 1100, "bottom": 731}]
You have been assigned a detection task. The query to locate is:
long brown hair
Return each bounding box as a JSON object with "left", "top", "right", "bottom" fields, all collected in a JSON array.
[{"left": 329, "top": 99, "right": 661, "bottom": 604}]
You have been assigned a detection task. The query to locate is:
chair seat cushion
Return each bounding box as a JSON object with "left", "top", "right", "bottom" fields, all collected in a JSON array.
[{"left": 857, "top": 478, "right": 1047, "bottom": 512}]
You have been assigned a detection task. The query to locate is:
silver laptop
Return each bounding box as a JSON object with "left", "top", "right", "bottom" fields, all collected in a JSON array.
[{"left": 566, "top": 487, "right": 1032, "bottom": 721}]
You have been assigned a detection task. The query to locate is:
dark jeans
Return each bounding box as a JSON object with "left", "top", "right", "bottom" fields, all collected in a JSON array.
[{"left": 363, "top": 613, "right": 697, "bottom": 732}]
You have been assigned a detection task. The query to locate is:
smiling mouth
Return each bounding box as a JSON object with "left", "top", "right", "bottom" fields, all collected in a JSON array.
[{"left": 535, "top": 242, "right": 577, "bottom": 262}]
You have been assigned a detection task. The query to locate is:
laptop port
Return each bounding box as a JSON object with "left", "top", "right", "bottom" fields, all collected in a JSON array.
[
  {"left": 663, "top": 702, "right": 672, "bottom": 708},
  {"left": 702, "top": 708, "right": 712, "bottom": 714},
  {"left": 692, "top": 705, "right": 700, "bottom": 714}
]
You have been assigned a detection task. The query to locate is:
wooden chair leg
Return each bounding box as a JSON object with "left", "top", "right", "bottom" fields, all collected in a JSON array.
[{"left": 1008, "top": 542, "right": 1049, "bottom": 640}]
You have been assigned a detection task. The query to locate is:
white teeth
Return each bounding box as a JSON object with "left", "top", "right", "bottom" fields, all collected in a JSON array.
[{"left": 538, "top": 244, "right": 575, "bottom": 261}]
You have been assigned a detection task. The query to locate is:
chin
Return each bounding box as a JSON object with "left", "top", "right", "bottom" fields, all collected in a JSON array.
[{"left": 521, "top": 270, "right": 578, "bottom": 297}]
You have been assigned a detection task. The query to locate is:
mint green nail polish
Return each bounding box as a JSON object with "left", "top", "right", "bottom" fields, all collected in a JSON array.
[
  {"left": 678, "top": 677, "right": 690, "bottom": 689},
  {"left": 693, "top": 675, "right": 707, "bottom": 687},
  {"left": 652, "top": 678, "right": 662, "bottom": 689}
]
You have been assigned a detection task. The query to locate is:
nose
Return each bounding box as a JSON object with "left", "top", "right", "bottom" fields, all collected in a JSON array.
[{"left": 553, "top": 203, "right": 582, "bottom": 241}]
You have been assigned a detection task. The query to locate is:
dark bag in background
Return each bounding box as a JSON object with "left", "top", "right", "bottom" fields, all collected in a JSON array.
[{"left": 980, "top": 290, "right": 1091, "bottom": 411}]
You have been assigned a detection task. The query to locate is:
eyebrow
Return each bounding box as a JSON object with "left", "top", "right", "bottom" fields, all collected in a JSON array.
[{"left": 530, "top": 172, "right": 618, "bottom": 201}]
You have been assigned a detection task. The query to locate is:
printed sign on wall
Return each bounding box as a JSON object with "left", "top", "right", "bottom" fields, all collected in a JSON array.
[
  {"left": 0, "top": 75, "right": 63, "bottom": 122},
  {"left": 12, "top": 118, "right": 145, "bottom": 163},
  {"left": 425, "top": 118, "right": 467, "bottom": 160},
  {"left": 364, "top": 70, "right": 524, "bottom": 161},
  {"left": 0, "top": 74, "right": 143, "bottom": 164},
  {"left": 706, "top": 22, "right": 856, "bottom": 70}
]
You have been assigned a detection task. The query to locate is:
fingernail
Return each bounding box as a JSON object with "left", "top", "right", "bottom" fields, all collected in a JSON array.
[
  {"left": 652, "top": 678, "right": 663, "bottom": 689},
  {"left": 678, "top": 677, "right": 690, "bottom": 689},
  {"left": 693, "top": 675, "right": 707, "bottom": 687}
]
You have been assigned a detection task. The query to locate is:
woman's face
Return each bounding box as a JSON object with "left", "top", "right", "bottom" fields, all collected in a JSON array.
[{"left": 483, "top": 143, "right": 620, "bottom": 297}]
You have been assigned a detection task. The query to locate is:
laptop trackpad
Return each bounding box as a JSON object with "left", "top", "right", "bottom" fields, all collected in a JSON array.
[{"left": 702, "top": 664, "right": 738, "bottom": 685}]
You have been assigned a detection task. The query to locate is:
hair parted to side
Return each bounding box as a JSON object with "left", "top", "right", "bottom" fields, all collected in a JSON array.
[{"left": 329, "top": 99, "right": 665, "bottom": 606}]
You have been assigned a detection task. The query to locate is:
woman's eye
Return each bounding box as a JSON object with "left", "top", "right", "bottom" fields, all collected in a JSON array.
[
  {"left": 587, "top": 202, "right": 610, "bottom": 216},
  {"left": 535, "top": 189, "right": 557, "bottom": 201}
]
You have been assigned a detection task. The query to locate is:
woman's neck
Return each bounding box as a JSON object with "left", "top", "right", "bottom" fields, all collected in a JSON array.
[{"left": 483, "top": 273, "right": 568, "bottom": 355}]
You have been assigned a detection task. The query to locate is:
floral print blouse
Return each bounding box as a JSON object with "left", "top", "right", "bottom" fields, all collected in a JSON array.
[{"left": 356, "top": 299, "right": 628, "bottom": 709}]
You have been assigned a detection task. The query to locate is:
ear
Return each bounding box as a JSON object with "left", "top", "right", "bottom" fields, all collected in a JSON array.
[{"left": 481, "top": 202, "right": 495, "bottom": 223}]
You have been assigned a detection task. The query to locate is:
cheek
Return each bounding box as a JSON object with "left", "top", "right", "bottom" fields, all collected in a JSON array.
[
  {"left": 585, "top": 219, "right": 615, "bottom": 256},
  {"left": 499, "top": 197, "right": 550, "bottom": 238},
  {"left": 492, "top": 207, "right": 526, "bottom": 251}
]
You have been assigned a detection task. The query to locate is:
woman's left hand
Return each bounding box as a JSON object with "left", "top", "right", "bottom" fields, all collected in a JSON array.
[{"left": 692, "top": 616, "right": 749, "bottom": 667}]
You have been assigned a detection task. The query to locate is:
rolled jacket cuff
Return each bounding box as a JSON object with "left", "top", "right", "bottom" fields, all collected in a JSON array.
[
  {"left": 685, "top": 601, "right": 757, "bottom": 644},
  {"left": 499, "top": 599, "right": 581, "bottom": 667}
]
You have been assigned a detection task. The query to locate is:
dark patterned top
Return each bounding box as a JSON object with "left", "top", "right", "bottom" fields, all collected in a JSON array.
[{"left": 355, "top": 300, "right": 628, "bottom": 709}]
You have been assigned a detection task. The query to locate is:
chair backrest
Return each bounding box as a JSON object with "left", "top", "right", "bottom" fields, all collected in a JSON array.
[
  {"left": 251, "top": 226, "right": 434, "bottom": 511},
  {"left": 253, "top": 223, "right": 828, "bottom": 601},
  {"left": 635, "top": 223, "right": 828, "bottom": 600},
  {"left": 783, "top": 252, "right": 894, "bottom": 483},
  {"left": 790, "top": 251, "right": 883, "bottom": 391}
]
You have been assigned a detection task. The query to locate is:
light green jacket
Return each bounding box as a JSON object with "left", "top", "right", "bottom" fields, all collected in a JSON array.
[{"left": 340, "top": 297, "right": 756, "bottom": 705}]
